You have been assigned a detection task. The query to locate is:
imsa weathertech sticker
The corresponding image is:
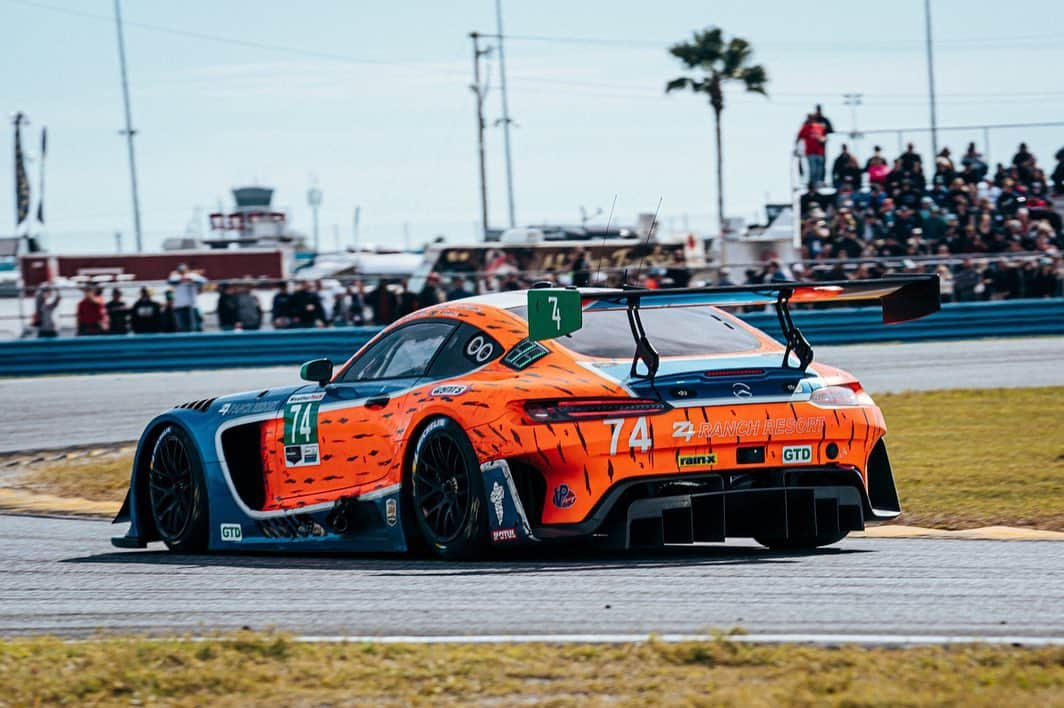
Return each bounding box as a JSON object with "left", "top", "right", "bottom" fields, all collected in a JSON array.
[
  {"left": 283, "top": 391, "right": 324, "bottom": 467},
  {"left": 501, "top": 339, "right": 550, "bottom": 370},
  {"left": 677, "top": 451, "right": 717, "bottom": 470}
]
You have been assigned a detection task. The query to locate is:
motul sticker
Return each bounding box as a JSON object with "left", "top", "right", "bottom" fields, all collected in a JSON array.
[{"left": 781, "top": 445, "right": 813, "bottom": 463}]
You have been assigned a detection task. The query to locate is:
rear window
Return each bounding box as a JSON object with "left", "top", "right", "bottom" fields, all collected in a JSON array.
[{"left": 511, "top": 306, "right": 760, "bottom": 358}]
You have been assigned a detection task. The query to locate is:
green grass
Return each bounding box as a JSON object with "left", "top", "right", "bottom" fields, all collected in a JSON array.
[
  {"left": 0, "top": 635, "right": 1062, "bottom": 706},
  {"left": 878, "top": 386, "right": 1064, "bottom": 530},
  {"left": 6, "top": 387, "right": 1064, "bottom": 530}
]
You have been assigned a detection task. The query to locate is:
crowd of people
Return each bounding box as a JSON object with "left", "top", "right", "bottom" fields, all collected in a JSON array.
[{"left": 794, "top": 112, "right": 1063, "bottom": 300}]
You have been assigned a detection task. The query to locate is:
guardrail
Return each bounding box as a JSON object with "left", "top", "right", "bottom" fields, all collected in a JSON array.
[{"left": 0, "top": 299, "right": 1060, "bottom": 377}]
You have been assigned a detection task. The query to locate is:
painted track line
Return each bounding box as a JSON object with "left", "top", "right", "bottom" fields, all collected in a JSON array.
[{"left": 289, "top": 633, "right": 1064, "bottom": 647}]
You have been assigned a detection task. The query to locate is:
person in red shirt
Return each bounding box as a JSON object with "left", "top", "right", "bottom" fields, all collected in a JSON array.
[
  {"left": 76, "top": 287, "right": 109, "bottom": 336},
  {"left": 796, "top": 113, "right": 827, "bottom": 189}
]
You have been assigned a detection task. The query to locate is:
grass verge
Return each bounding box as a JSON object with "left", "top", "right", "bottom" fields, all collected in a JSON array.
[
  {"left": 0, "top": 635, "right": 1062, "bottom": 706},
  {"left": 3, "top": 387, "right": 1063, "bottom": 530}
]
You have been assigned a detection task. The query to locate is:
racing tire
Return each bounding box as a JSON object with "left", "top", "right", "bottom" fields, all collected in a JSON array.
[
  {"left": 147, "top": 426, "right": 210, "bottom": 553},
  {"left": 754, "top": 530, "right": 848, "bottom": 551},
  {"left": 408, "top": 417, "right": 488, "bottom": 560}
]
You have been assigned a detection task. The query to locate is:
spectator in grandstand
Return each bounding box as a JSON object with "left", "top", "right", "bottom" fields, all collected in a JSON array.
[
  {"left": 271, "top": 281, "right": 294, "bottom": 330},
  {"left": 129, "top": 287, "right": 161, "bottom": 334},
  {"left": 235, "top": 285, "right": 262, "bottom": 331},
  {"left": 418, "top": 273, "right": 443, "bottom": 309},
  {"left": 216, "top": 282, "right": 239, "bottom": 331},
  {"left": 160, "top": 290, "right": 178, "bottom": 333},
  {"left": 290, "top": 279, "right": 326, "bottom": 328},
  {"left": 1012, "top": 143, "right": 1036, "bottom": 184},
  {"left": 899, "top": 143, "right": 923, "bottom": 173},
  {"left": 105, "top": 288, "right": 129, "bottom": 335},
  {"left": 167, "top": 263, "right": 206, "bottom": 332},
  {"left": 76, "top": 287, "right": 108, "bottom": 336},
  {"left": 812, "top": 104, "right": 834, "bottom": 136},
  {"left": 446, "top": 275, "right": 473, "bottom": 301},
  {"left": 832, "top": 144, "right": 862, "bottom": 188},
  {"left": 961, "top": 142, "right": 988, "bottom": 181},
  {"left": 796, "top": 113, "right": 827, "bottom": 188},
  {"left": 367, "top": 278, "right": 398, "bottom": 326},
  {"left": 33, "top": 284, "right": 60, "bottom": 338},
  {"left": 865, "top": 146, "right": 890, "bottom": 186}
]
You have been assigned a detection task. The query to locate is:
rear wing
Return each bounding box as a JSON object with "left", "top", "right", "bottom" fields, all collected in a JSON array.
[{"left": 527, "top": 275, "right": 940, "bottom": 378}]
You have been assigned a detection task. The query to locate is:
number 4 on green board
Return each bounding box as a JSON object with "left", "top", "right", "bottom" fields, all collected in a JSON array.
[{"left": 527, "top": 289, "right": 582, "bottom": 341}]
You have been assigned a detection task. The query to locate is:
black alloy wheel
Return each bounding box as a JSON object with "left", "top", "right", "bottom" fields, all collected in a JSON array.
[
  {"left": 148, "top": 426, "right": 209, "bottom": 552},
  {"left": 409, "top": 418, "right": 487, "bottom": 559}
]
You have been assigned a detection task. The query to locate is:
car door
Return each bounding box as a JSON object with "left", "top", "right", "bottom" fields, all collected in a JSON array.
[{"left": 263, "top": 321, "right": 456, "bottom": 508}]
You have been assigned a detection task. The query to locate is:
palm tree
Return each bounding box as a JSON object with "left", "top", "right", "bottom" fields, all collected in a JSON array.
[{"left": 666, "top": 27, "right": 768, "bottom": 237}]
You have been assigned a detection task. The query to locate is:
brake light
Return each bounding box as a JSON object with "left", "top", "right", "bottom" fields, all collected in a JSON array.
[
  {"left": 704, "top": 368, "right": 765, "bottom": 378},
  {"left": 523, "top": 398, "right": 670, "bottom": 423}
]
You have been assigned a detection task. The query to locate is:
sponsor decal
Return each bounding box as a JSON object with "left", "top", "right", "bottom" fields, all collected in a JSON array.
[
  {"left": 490, "top": 481, "right": 505, "bottom": 525},
  {"left": 731, "top": 382, "right": 753, "bottom": 399},
  {"left": 781, "top": 444, "right": 813, "bottom": 464},
  {"left": 287, "top": 392, "right": 327, "bottom": 404},
  {"left": 672, "top": 420, "right": 695, "bottom": 442},
  {"left": 430, "top": 384, "right": 468, "bottom": 397},
  {"left": 501, "top": 339, "right": 550, "bottom": 371},
  {"left": 284, "top": 443, "right": 320, "bottom": 468},
  {"left": 693, "top": 416, "right": 825, "bottom": 440},
  {"left": 220, "top": 523, "right": 242, "bottom": 542},
  {"left": 552, "top": 483, "right": 576, "bottom": 509},
  {"left": 491, "top": 527, "right": 518, "bottom": 543},
  {"left": 385, "top": 498, "right": 398, "bottom": 527},
  {"left": 677, "top": 451, "right": 717, "bottom": 469},
  {"left": 219, "top": 400, "right": 276, "bottom": 416}
]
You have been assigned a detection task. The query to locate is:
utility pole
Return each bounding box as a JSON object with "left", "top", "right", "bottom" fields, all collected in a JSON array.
[
  {"left": 494, "top": 0, "right": 516, "bottom": 227},
  {"left": 924, "top": 0, "right": 939, "bottom": 157},
  {"left": 307, "top": 183, "right": 322, "bottom": 252},
  {"left": 469, "top": 32, "right": 491, "bottom": 241},
  {"left": 113, "top": 0, "right": 143, "bottom": 252},
  {"left": 352, "top": 206, "right": 361, "bottom": 252},
  {"left": 842, "top": 93, "right": 863, "bottom": 141}
]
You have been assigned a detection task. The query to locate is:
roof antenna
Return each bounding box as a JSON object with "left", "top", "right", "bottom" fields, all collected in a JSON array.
[
  {"left": 593, "top": 194, "right": 617, "bottom": 286},
  {"left": 629, "top": 197, "right": 662, "bottom": 287}
]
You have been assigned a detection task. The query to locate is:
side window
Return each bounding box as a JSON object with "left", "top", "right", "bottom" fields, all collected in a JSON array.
[
  {"left": 339, "top": 322, "right": 455, "bottom": 382},
  {"left": 427, "top": 324, "right": 502, "bottom": 379}
]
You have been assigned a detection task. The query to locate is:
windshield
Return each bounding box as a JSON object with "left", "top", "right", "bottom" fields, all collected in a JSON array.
[{"left": 511, "top": 305, "right": 761, "bottom": 358}]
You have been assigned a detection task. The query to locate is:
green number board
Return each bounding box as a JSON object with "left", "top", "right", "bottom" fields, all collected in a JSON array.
[{"left": 527, "top": 289, "right": 582, "bottom": 341}]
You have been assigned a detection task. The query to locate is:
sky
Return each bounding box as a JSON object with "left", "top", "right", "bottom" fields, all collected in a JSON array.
[{"left": 1, "top": 0, "right": 1063, "bottom": 253}]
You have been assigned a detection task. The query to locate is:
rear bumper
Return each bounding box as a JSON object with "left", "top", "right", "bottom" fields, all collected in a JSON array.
[{"left": 529, "top": 464, "right": 897, "bottom": 549}]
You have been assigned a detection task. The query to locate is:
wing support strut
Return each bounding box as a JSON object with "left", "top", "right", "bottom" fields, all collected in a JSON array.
[
  {"left": 775, "top": 290, "right": 814, "bottom": 371},
  {"left": 626, "top": 296, "right": 660, "bottom": 381}
]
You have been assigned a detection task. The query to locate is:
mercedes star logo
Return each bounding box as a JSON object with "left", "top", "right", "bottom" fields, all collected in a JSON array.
[{"left": 732, "top": 382, "right": 753, "bottom": 399}]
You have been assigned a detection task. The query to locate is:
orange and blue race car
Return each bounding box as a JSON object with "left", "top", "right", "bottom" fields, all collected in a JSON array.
[{"left": 113, "top": 275, "right": 939, "bottom": 558}]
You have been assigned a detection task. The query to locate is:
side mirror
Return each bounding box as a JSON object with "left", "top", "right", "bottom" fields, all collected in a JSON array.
[{"left": 300, "top": 358, "right": 333, "bottom": 387}]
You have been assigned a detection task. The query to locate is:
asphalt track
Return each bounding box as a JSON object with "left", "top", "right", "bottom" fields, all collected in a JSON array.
[
  {"left": 1, "top": 337, "right": 1061, "bottom": 453},
  {"left": 2, "top": 514, "right": 1062, "bottom": 640}
]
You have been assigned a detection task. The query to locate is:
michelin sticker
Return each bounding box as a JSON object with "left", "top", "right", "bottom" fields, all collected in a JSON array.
[{"left": 283, "top": 391, "right": 325, "bottom": 467}]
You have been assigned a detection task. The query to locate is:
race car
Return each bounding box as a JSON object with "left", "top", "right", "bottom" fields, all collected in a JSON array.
[{"left": 112, "top": 275, "right": 939, "bottom": 558}]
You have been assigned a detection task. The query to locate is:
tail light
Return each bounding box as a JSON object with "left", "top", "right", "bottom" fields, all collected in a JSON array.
[
  {"left": 523, "top": 398, "right": 670, "bottom": 423},
  {"left": 810, "top": 384, "right": 874, "bottom": 407}
]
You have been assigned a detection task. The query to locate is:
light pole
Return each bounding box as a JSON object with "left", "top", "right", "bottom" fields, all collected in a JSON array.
[
  {"left": 494, "top": 0, "right": 516, "bottom": 227},
  {"left": 307, "top": 184, "right": 322, "bottom": 252},
  {"left": 469, "top": 32, "right": 492, "bottom": 240},
  {"left": 113, "top": 0, "right": 143, "bottom": 252},
  {"left": 843, "top": 93, "right": 863, "bottom": 141},
  {"left": 924, "top": 0, "right": 939, "bottom": 157}
]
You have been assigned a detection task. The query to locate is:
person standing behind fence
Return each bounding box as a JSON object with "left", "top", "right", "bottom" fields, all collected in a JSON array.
[
  {"left": 76, "top": 287, "right": 108, "bottom": 336},
  {"left": 160, "top": 290, "right": 178, "bottom": 332},
  {"left": 105, "top": 288, "right": 129, "bottom": 335},
  {"left": 271, "top": 281, "right": 293, "bottom": 330},
  {"left": 290, "top": 280, "right": 326, "bottom": 328},
  {"left": 235, "top": 285, "right": 262, "bottom": 331},
  {"left": 168, "top": 264, "right": 206, "bottom": 332},
  {"left": 216, "top": 282, "right": 239, "bottom": 331},
  {"left": 130, "top": 287, "right": 161, "bottom": 334},
  {"left": 796, "top": 113, "right": 827, "bottom": 189},
  {"left": 34, "top": 284, "right": 61, "bottom": 338}
]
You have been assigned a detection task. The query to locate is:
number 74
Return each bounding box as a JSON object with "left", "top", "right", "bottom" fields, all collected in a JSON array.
[{"left": 603, "top": 417, "right": 651, "bottom": 456}]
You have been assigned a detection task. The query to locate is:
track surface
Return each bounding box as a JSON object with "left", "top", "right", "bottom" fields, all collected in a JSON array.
[
  {"left": 1, "top": 337, "right": 1061, "bottom": 453},
  {"left": 2, "top": 514, "right": 1062, "bottom": 639}
]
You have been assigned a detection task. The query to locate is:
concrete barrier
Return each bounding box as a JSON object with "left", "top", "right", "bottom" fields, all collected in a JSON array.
[{"left": 1, "top": 299, "right": 1060, "bottom": 377}]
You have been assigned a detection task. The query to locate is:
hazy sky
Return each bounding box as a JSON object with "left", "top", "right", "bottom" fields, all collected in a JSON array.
[{"left": 2, "top": 0, "right": 1062, "bottom": 252}]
